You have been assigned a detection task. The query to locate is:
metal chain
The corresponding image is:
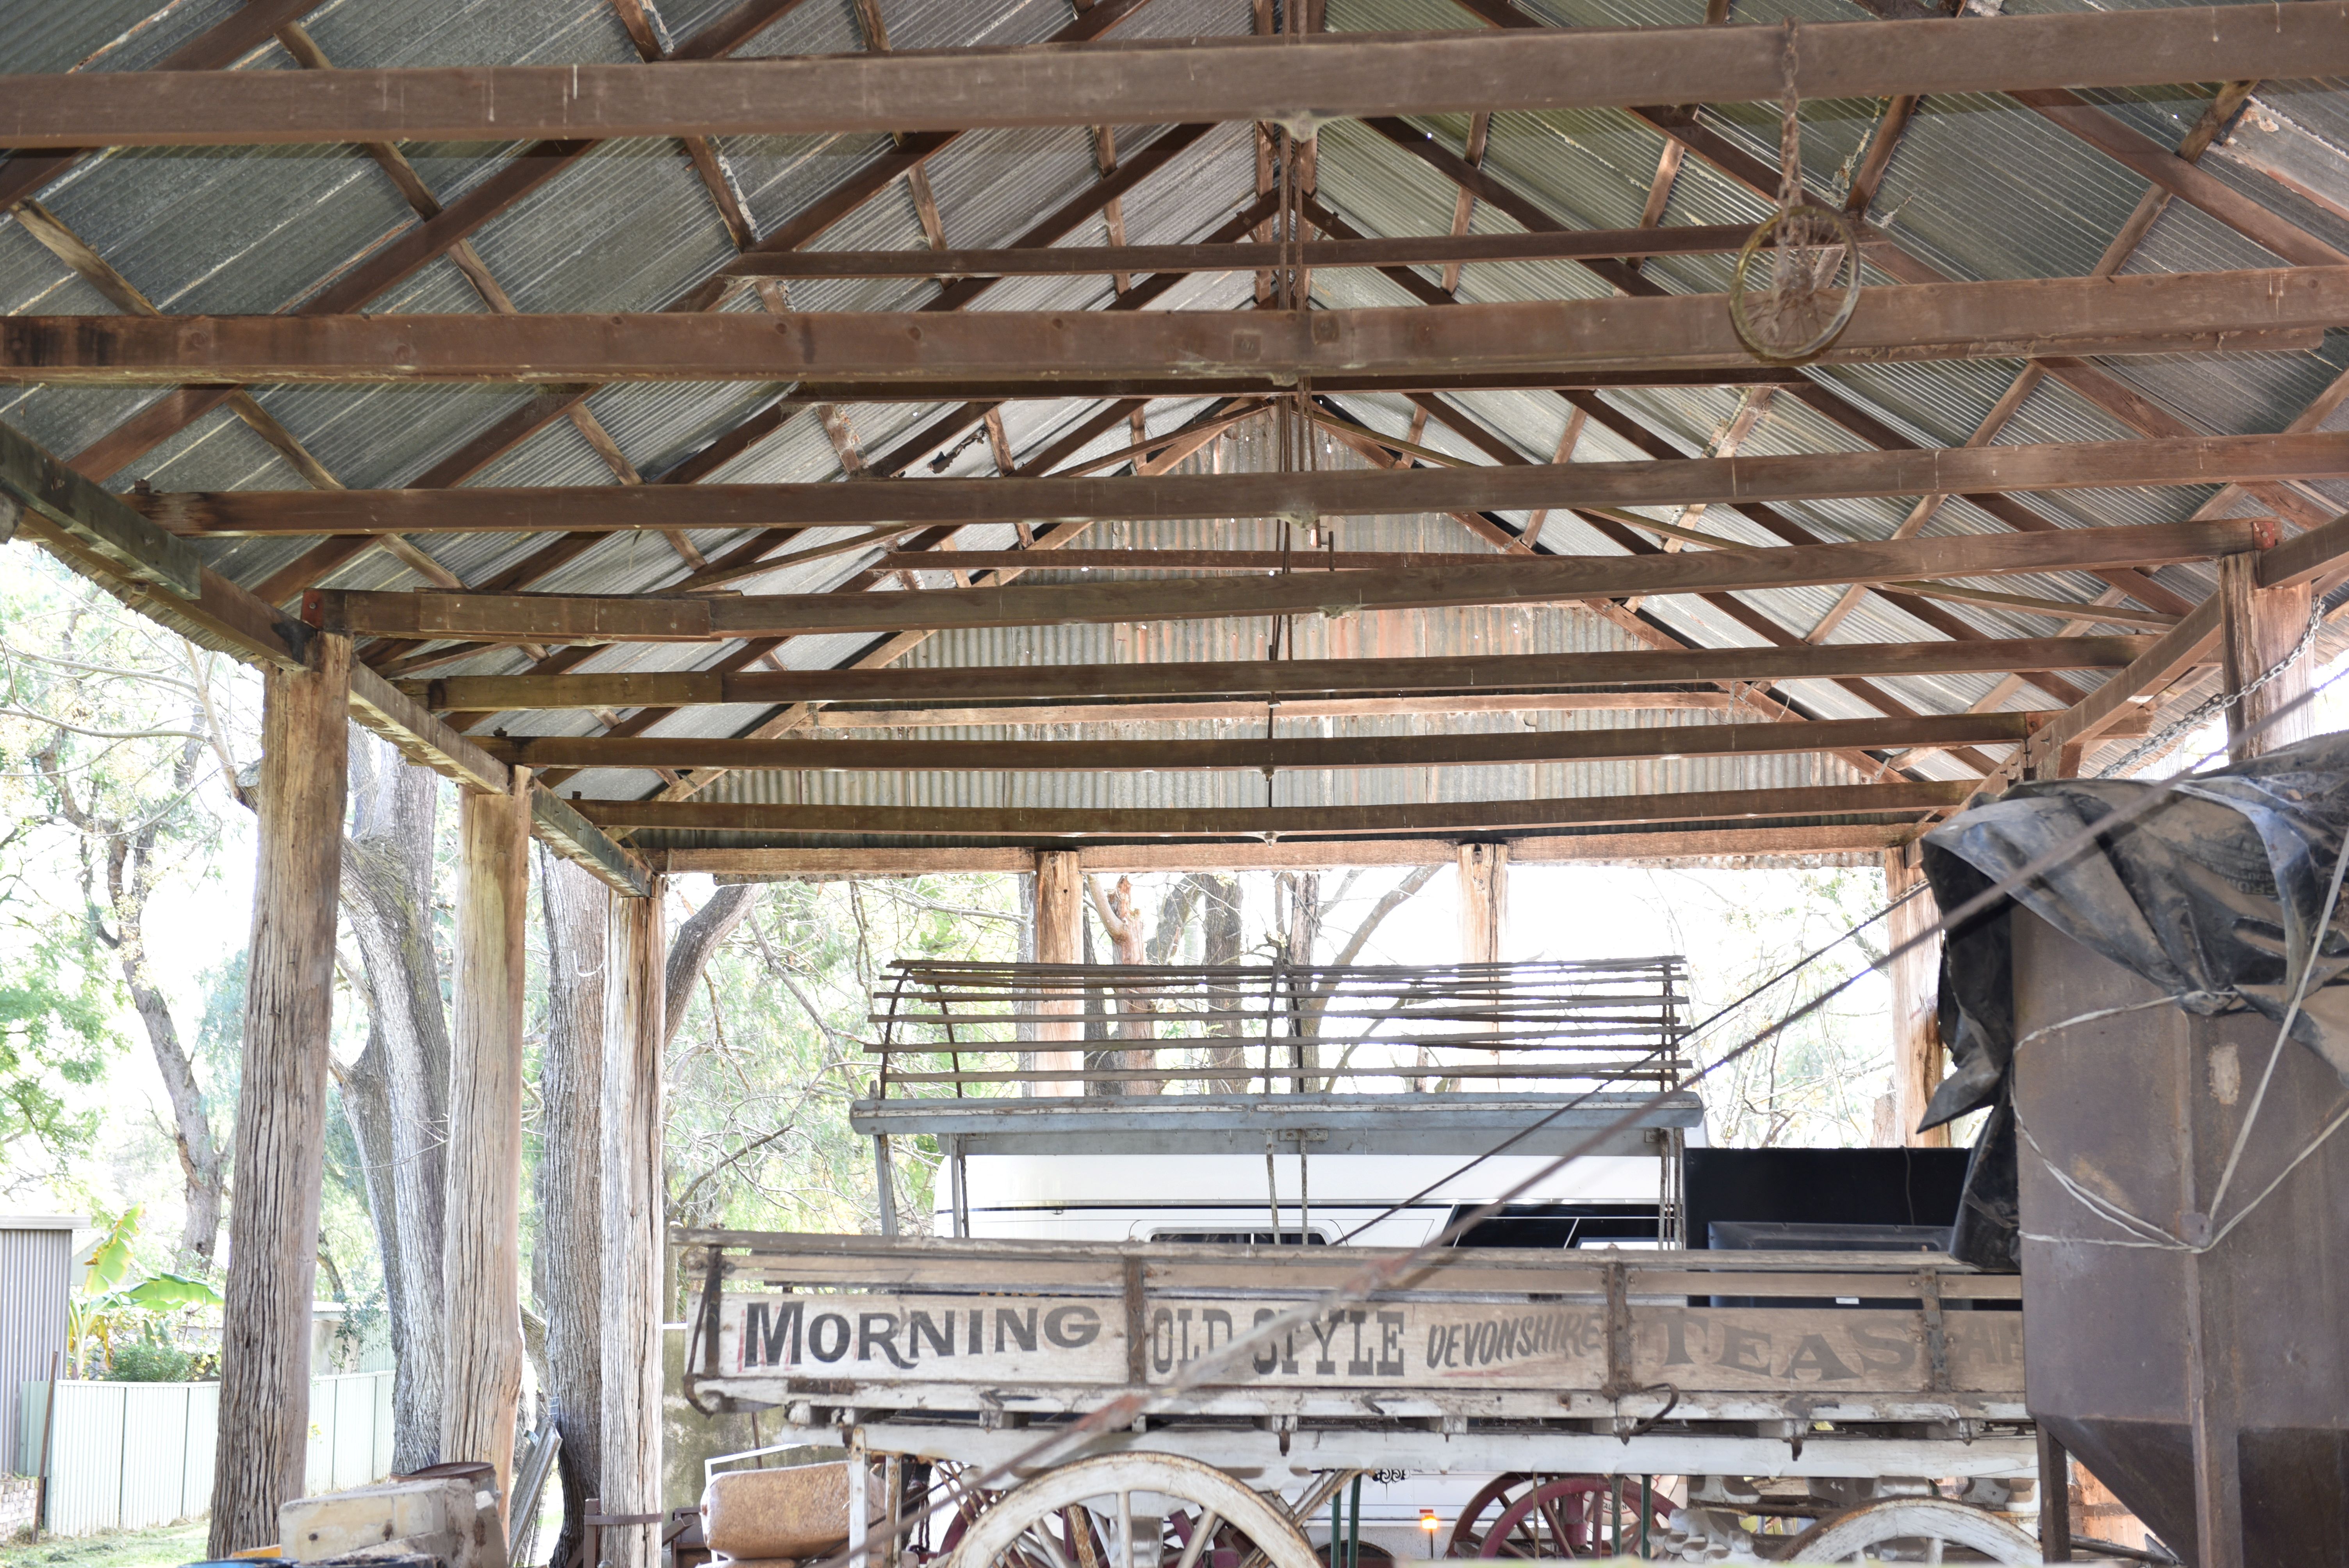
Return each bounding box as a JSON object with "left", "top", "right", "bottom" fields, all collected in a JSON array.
[{"left": 2097, "top": 599, "right": 2327, "bottom": 778}]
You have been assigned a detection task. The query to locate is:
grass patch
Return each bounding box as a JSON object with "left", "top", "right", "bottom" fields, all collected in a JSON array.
[{"left": 0, "top": 1518, "right": 209, "bottom": 1568}]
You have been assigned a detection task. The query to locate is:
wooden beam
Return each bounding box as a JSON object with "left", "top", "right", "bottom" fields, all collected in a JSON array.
[
  {"left": 668, "top": 823, "right": 1911, "bottom": 875},
  {"left": 0, "top": 0, "right": 335, "bottom": 212},
  {"left": 4, "top": 9, "right": 2344, "bottom": 143},
  {"left": 132, "top": 440, "right": 2313, "bottom": 542},
  {"left": 487, "top": 709, "right": 2102, "bottom": 774},
  {"left": 311, "top": 518, "right": 2261, "bottom": 642},
  {"left": 346, "top": 661, "right": 508, "bottom": 794},
  {"left": 0, "top": 417, "right": 199, "bottom": 593},
  {"left": 2256, "top": 508, "right": 2349, "bottom": 590},
  {"left": 531, "top": 786, "right": 655, "bottom": 898},
  {"left": 162, "top": 435, "right": 2344, "bottom": 539},
  {"left": 799, "top": 693, "right": 1740, "bottom": 727},
  {"left": 207, "top": 630, "right": 349, "bottom": 1556},
  {"left": 405, "top": 636, "right": 2153, "bottom": 712},
  {"left": 2019, "top": 595, "right": 2223, "bottom": 772},
  {"left": 19, "top": 266, "right": 2343, "bottom": 385},
  {"left": 718, "top": 224, "right": 1880, "bottom": 277},
  {"left": 575, "top": 779, "right": 1971, "bottom": 839}
]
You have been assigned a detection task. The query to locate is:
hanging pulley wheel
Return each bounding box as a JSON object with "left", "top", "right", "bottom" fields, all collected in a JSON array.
[{"left": 1726, "top": 202, "right": 1863, "bottom": 367}]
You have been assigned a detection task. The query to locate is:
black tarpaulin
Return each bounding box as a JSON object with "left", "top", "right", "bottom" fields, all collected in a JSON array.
[{"left": 1917, "top": 729, "right": 2349, "bottom": 1267}]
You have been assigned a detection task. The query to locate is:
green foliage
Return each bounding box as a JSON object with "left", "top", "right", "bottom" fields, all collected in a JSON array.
[
  {"left": 102, "top": 1337, "right": 194, "bottom": 1384},
  {"left": 0, "top": 919, "right": 117, "bottom": 1173},
  {"left": 659, "top": 875, "right": 1023, "bottom": 1236},
  {"left": 70, "top": 1208, "right": 222, "bottom": 1379},
  {"left": 81, "top": 1205, "right": 142, "bottom": 1293}
]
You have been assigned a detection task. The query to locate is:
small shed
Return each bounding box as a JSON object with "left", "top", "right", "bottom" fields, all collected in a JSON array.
[{"left": 1, "top": 1217, "right": 82, "bottom": 1474}]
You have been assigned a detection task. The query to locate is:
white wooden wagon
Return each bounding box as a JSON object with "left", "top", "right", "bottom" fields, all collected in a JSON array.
[{"left": 678, "top": 1231, "right": 2045, "bottom": 1563}]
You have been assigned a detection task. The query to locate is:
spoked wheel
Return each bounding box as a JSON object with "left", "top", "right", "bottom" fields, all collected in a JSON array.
[
  {"left": 948, "top": 1453, "right": 1318, "bottom": 1568},
  {"left": 1450, "top": 1474, "right": 1671, "bottom": 1558},
  {"left": 1772, "top": 1497, "right": 2042, "bottom": 1564}
]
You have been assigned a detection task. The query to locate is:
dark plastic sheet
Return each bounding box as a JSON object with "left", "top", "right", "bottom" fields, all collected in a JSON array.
[{"left": 1918, "top": 730, "right": 2349, "bottom": 1267}]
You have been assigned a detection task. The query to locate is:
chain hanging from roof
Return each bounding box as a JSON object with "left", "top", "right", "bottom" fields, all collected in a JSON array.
[{"left": 1727, "top": 20, "right": 1864, "bottom": 366}]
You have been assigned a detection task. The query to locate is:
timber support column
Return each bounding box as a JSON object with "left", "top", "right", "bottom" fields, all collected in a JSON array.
[
  {"left": 602, "top": 877, "right": 667, "bottom": 1568},
  {"left": 1458, "top": 842, "right": 1508, "bottom": 964},
  {"left": 1033, "top": 850, "right": 1082, "bottom": 1098},
  {"left": 1883, "top": 841, "right": 1949, "bottom": 1149},
  {"left": 2218, "top": 551, "right": 2314, "bottom": 761},
  {"left": 209, "top": 633, "right": 350, "bottom": 1557},
  {"left": 444, "top": 768, "right": 532, "bottom": 1507}
]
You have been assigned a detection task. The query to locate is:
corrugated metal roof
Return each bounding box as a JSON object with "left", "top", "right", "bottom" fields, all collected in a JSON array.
[{"left": 7, "top": 0, "right": 2346, "bottom": 847}]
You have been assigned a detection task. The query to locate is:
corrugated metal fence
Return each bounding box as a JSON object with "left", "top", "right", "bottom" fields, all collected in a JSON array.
[
  {"left": 15, "top": 1370, "right": 393, "bottom": 1535},
  {"left": 0, "top": 1224, "right": 75, "bottom": 1477}
]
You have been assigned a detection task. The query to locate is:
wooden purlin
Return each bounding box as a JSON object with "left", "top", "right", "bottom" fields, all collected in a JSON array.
[
  {"left": 5, "top": 7, "right": 2347, "bottom": 143},
  {"left": 574, "top": 780, "right": 1973, "bottom": 839},
  {"left": 481, "top": 709, "right": 2133, "bottom": 775},
  {"left": 306, "top": 518, "right": 2263, "bottom": 643},
  {"left": 10, "top": 267, "right": 2343, "bottom": 384},
  {"left": 667, "top": 824, "right": 1914, "bottom": 877},
  {"left": 130, "top": 429, "right": 2349, "bottom": 535},
  {"left": 406, "top": 636, "right": 2152, "bottom": 713}
]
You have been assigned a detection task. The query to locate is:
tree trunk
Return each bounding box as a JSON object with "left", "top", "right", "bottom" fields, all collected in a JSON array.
[
  {"left": 209, "top": 634, "right": 350, "bottom": 1557},
  {"left": 125, "top": 965, "right": 225, "bottom": 1268},
  {"left": 74, "top": 722, "right": 224, "bottom": 1272},
  {"left": 603, "top": 882, "right": 667, "bottom": 1568},
  {"left": 663, "top": 882, "right": 752, "bottom": 1049},
  {"left": 536, "top": 850, "right": 608, "bottom": 1568},
  {"left": 1199, "top": 875, "right": 1248, "bottom": 1092},
  {"left": 340, "top": 732, "right": 453, "bottom": 1471},
  {"left": 336, "top": 1019, "right": 414, "bottom": 1392},
  {"left": 443, "top": 773, "right": 531, "bottom": 1506}
]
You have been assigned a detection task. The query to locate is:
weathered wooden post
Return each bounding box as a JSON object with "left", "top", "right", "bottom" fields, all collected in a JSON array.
[
  {"left": 1032, "top": 849, "right": 1083, "bottom": 1097},
  {"left": 1882, "top": 842, "right": 1948, "bottom": 1149},
  {"left": 602, "top": 878, "right": 667, "bottom": 1568},
  {"left": 2217, "top": 551, "right": 2314, "bottom": 761},
  {"left": 443, "top": 768, "right": 533, "bottom": 1508},
  {"left": 209, "top": 632, "right": 351, "bottom": 1556},
  {"left": 1456, "top": 842, "right": 1508, "bottom": 966}
]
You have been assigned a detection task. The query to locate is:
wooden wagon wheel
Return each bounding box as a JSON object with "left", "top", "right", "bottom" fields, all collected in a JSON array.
[
  {"left": 1444, "top": 1474, "right": 1531, "bottom": 1556},
  {"left": 1479, "top": 1477, "right": 1671, "bottom": 1559},
  {"left": 1725, "top": 20, "right": 1862, "bottom": 367},
  {"left": 947, "top": 1453, "right": 1317, "bottom": 1568},
  {"left": 1447, "top": 1475, "right": 1670, "bottom": 1558},
  {"left": 1771, "top": 1497, "right": 2041, "bottom": 1563}
]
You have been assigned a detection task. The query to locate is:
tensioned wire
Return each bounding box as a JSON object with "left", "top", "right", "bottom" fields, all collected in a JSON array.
[{"left": 779, "top": 653, "right": 2349, "bottom": 1568}]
